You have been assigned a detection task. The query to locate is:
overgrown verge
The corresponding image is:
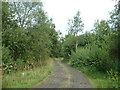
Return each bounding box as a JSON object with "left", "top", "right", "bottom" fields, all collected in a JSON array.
[
  {"left": 65, "top": 43, "right": 120, "bottom": 88},
  {"left": 2, "top": 58, "right": 54, "bottom": 88},
  {"left": 67, "top": 63, "right": 120, "bottom": 88},
  {"left": 62, "top": 32, "right": 120, "bottom": 88},
  {"left": 62, "top": 1, "right": 120, "bottom": 87}
]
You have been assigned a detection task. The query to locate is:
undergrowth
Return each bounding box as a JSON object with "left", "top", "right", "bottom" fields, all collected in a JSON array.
[{"left": 2, "top": 58, "right": 54, "bottom": 88}]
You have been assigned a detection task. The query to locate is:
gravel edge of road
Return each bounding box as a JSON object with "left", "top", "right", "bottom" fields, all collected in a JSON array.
[
  {"left": 32, "top": 59, "right": 55, "bottom": 88},
  {"left": 61, "top": 61, "right": 93, "bottom": 88}
]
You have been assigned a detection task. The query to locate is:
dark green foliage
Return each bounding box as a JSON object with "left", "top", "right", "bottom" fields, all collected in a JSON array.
[
  {"left": 109, "top": 0, "right": 120, "bottom": 72},
  {"left": 93, "top": 20, "right": 110, "bottom": 36},
  {"left": 62, "top": 34, "right": 76, "bottom": 59},
  {"left": 2, "top": 2, "right": 17, "bottom": 30},
  {"left": 2, "top": 1, "right": 61, "bottom": 74},
  {"left": 26, "top": 25, "right": 51, "bottom": 61},
  {"left": 77, "top": 32, "right": 96, "bottom": 47},
  {"left": 2, "top": 27, "right": 27, "bottom": 60},
  {"left": 62, "top": 32, "right": 96, "bottom": 60},
  {"left": 2, "top": 45, "right": 13, "bottom": 64},
  {"left": 48, "top": 28, "right": 61, "bottom": 58},
  {"left": 70, "top": 43, "right": 111, "bottom": 72},
  {"left": 2, "top": 45, "right": 18, "bottom": 73}
]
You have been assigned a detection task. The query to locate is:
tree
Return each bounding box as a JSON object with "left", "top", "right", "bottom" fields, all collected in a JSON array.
[
  {"left": 62, "top": 34, "right": 76, "bottom": 59},
  {"left": 68, "top": 11, "right": 84, "bottom": 36},
  {"left": 67, "top": 11, "right": 84, "bottom": 52},
  {"left": 2, "top": 1, "right": 61, "bottom": 73},
  {"left": 109, "top": 0, "right": 120, "bottom": 72},
  {"left": 77, "top": 32, "right": 96, "bottom": 47},
  {"left": 110, "top": 0, "right": 120, "bottom": 32},
  {"left": 2, "top": 27, "right": 27, "bottom": 60},
  {"left": 2, "top": 2, "right": 17, "bottom": 30},
  {"left": 9, "top": 2, "right": 43, "bottom": 28},
  {"left": 93, "top": 20, "right": 110, "bottom": 36}
]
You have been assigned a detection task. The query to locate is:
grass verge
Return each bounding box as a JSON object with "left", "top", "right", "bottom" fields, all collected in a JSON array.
[
  {"left": 2, "top": 58, "right": 54, "bottom": 88},
  {"left": 67, "top": 62, "right": 120, "bottom": 88},
  {"left": 77, "top": 67, "right": 119, "bottom": 88},
  {"left": 54, "top": 57, "right": 64, "bottom": 61}
]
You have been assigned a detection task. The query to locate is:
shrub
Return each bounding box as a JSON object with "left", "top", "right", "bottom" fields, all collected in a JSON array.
[
  {"left": 69, "top": 43, "right": 111, "bottom": 72},
  {"left": 107, "top": 69, "right": 119, "bottom": 88},
  {"left": 62, "top": 35, "right": 76, "bottom": 60},
  {"left": 2, "top": 45, "right": 12, "bottom": 64},
  {"left": 2, "top": 27, "right": 28, "bottom": 61}
]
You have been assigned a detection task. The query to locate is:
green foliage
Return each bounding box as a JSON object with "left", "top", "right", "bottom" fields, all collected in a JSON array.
[
  {"left": 48, "top": 28, "right": 61, "bottom": 58},
  {"left": 2, "top": 1, "right": 61, "bottom": 74},
  {"left": 64, "top": 16, "right": 118, "bottom": 74},
  {"left": 81, "top": 68, "right": 120, "bottom": 88},
  {"left": 107, "top": 69, "right": 119, "bottom": 82},
  {"left": 68, "top": 11, "right": 84, "bottom": 36},
  {"left": 2, "top": 45, "right": 12, "bottom": 64},
  {"left": 109, "top": 0, "right": 120, "bottom": 72},
  {"left": 62, "top": 35, "right": 76, "bottom": 59},
  {"left": 110, "top": 0, "right": 120, "bottom": 31},
  {"left": 26, "top": 25, "right": 51, "bottom": 61},
  {"left": 2, "top": 58, "right": 54, "bottom": 88},
  {"left": 2, "top": 2, "right": 17, "bottom": 30},
  {"left": 67, "top": 11, "right": 84, "bottom": 52},
  {"left": 2, "top": 23, "right": 58, "bottom": 73},
  {"left": 9, "top": 2, "right": 43, "bottom": 28},
  {"left": 93, "top": 20, "right": 110, "bottom": 36},
  {"left": 77, "top": 32, "right": 96, "bottom": 47},
  {"left": 2, "top": 27, "right": 27, "bottom": 60},
  {"left": 69, "top": 43, "right": 111, "bottom": 72}
]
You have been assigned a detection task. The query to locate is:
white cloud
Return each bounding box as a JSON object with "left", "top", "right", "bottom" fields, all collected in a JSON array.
[{"left": 42, "top": 0, "right": 116, "bottom": 36}]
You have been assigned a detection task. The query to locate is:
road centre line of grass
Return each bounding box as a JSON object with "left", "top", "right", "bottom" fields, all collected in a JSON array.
[{"left": 58, "top": 61, "right": 73, "bottom": 87}]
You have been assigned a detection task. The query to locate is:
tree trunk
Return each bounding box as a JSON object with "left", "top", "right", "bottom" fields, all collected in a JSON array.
[{"left": 75, "top": 38, "right": 78, "bottom": 53}]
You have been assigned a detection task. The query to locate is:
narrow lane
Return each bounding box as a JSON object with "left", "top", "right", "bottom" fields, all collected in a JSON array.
[{"left": 35, "top": 60, "right": 93, "bottom": 88}]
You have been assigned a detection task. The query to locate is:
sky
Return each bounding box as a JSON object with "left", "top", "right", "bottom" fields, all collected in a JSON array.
[{"left": 42, "top": 0, "right": 116, "bottom": 36}]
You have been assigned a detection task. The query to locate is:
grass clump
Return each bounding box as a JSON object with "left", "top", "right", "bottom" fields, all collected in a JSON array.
[
  {"left": 2, "top": 58, "right": 54, "bottom": 88},
  {"left": 73, "top": 66, "right": 120, "bottom": 88}
]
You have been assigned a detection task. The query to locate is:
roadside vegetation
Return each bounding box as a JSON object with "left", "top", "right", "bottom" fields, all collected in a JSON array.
[
  {"left": 3, "top": 58, "right": 54, "bottom": 88},
  {"left": 2, "top": 1, "right": 61, "bottom": 88},
  {"left": 1, "top": 0, "right": 120, "bottom": 88},
  {"left": 61, "top": 0, "right": 120, "bottom": 88}
]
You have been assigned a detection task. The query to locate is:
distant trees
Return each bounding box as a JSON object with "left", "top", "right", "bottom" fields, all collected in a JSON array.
[
  {"left": 62, "top": 35, "right": 76, "bottom": 59},
  {"left": 67, "top": 11, "right": 84, "bottom": 52},
  {"left": 63, "top": 17, "right": 118, "bottom": 72},
  {"left": 68, "top": 11, "right": 84, "bottom": 36},
  {"left": 62, "top": 1, "right": 120, "bottom": 74}
]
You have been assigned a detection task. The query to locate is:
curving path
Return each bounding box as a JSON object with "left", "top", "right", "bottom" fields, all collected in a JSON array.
[{"left": 35, "top": 60, "right": 93, "bottom": 88}]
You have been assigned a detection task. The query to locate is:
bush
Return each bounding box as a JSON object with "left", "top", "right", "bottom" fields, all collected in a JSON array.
[
  {"left": 107, "top": 69, "right": 119, "bottom": 88},
  {"left": 2, "top": 45, "right": 17, "bottom": 73},
  {"left": 69, "top": 43, "right": 111, "bottom": 72},
  {"left": 2, "top": 27, "right": 28, "bottom": 61},
  {"left": 62, "top": 35, "right": 76, "bottom": 59},
  {"left": 2, "top": 45, "right": 12, "bottom": 64}
]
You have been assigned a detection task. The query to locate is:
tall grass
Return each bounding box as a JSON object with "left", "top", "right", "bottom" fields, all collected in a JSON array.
[
  {"left": 86, "top": 71, "right": 120, "bottom": 88},
  {"left": 71, "top": 66, "right": 120, "bottom": 88},
  {"left": 2, "top": 58, "right": 54, "bottom": 88}
]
